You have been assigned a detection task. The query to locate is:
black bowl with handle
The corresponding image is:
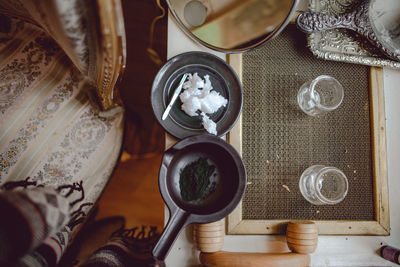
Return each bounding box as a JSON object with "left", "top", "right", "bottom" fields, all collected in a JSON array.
[{"left": 152, "top": 134, "right": 246, "bottom": 261}]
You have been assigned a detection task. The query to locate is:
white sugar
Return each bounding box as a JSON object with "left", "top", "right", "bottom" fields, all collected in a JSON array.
[
  {"left": 179, "top": 73, "right": 227, "bottom": 135},
  {"left": 201, "top": 112, "right": 217, "bottom": 135}
]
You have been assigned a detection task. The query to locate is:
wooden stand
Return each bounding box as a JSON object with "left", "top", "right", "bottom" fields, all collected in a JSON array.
[
  {"left": 193, "top": 220, "right": 224, "bottom": 253},
  {"left": 194, "top": 220, "right": 317, "bottom": 266}
]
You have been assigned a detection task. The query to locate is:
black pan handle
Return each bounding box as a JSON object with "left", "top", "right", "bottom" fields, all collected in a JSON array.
[
  {"left": 161, "top": 148, "right": 177, "bottom": 167},
  {"left": 152, "top": 208, "right": 189, "bottom": 261}
]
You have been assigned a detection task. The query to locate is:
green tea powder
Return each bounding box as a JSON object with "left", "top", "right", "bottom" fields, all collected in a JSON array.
[{"left": 179, "top": 157, "right": 215, "bottom": 202}]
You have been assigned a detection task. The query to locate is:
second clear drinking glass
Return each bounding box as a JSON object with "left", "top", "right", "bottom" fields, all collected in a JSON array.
[
  {"left": 297, "top": 75, "right": 344, "bottom": 116},
  {"left": 299, "top": 165, "right": 348, "bottom": 205}
]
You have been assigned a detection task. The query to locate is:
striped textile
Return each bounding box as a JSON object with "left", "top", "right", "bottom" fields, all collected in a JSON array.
[
  {"left": 81, "top": 226, "right": 164, "bottom": 267},
  {"left": 18, "top": 228, "right": 75, "bottom": 267},
  {"left": 0, "top": 187, "right": 69, "bottom": 262}
]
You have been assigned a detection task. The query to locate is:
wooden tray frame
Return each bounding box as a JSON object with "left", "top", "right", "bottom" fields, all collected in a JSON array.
[{"left": 226, "top": 53, "right": 390, "bottom": 235}]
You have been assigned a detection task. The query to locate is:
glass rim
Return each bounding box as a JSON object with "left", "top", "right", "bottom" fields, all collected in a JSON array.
[
  {"left": 310, "top": 75, "right": 344, "bottom": 111},
  {"left": 314, "top": 166, "right": 348, "bottom": 204}
]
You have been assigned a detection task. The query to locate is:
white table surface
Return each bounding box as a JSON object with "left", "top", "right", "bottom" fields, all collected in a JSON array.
[{"left": 164, "top": 2, "right": 400, "bottom": 266}]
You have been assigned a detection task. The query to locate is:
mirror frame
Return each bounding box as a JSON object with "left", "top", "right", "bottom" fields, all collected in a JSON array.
[{"left": 166, "top": 0, "right": 300, "bottom": 53}]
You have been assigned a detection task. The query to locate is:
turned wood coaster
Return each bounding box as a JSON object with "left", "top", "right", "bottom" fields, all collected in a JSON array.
[
  {"left": 286, "top": 221, "right": 318, "bottom": 254},
  {"left": 194, "top": 220, "right": 224, "bottom": 253}
]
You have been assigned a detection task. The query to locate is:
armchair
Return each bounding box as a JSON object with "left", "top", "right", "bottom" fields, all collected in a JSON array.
[{"left": 0, "top": 0, "right": 125, "bottom": 264}]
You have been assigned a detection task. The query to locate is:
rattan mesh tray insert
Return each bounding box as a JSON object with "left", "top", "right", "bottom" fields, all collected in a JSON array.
[{"left": 226, "top": 25, "right": 389, "bottom": 235}]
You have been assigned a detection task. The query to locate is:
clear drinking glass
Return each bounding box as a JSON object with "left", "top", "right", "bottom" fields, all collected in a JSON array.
[
  {"left": 299, "top": 165, "right": 348, "bottom": 205},
  {"left": 297, "top": 75, "right": 344, "bottom": 116}
]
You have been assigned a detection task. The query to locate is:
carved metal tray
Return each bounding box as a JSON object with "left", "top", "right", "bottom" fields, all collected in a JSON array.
[{"left": 307, "top": 0, "right": 400, "bottom": 69}]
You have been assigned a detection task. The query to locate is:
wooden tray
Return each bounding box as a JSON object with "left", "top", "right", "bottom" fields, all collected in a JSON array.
[{"left": 226, "top": 51, "right": 389, "bottom": 236}]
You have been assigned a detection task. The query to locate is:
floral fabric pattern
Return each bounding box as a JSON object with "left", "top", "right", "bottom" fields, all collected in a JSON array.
[
  {"left": 55, "top": 0, "right": 90, "bottom": 74},
  {"left": 0, "top": 26, "right": 61, "bottom": 120},
  {"left": 0, "top": 0, "right": 126, "bottom": 111},
  {"left": 31, "top": 104, "right": 123, "bottom": 186}
]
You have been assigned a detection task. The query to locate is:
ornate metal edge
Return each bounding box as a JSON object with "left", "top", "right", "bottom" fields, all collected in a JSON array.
[{"left": 307, "top": 0, "right": 400, "bottom": 69}]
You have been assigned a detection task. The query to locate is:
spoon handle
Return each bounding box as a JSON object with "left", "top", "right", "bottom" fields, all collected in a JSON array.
[{"left": 296, "top": 10, "right": 358, "bottom": 33}]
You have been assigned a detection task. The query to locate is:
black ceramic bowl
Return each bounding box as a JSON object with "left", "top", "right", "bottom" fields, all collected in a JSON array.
[
  {"left": 152, "top": 134, "right": 246, "bottom": 261},
  {"left": 151, "top": 51, "right": 243, "bottom": 139}
]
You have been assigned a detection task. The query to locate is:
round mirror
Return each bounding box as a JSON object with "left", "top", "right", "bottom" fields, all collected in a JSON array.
[
  {"left": 369, "top": 0, "right": 400, "bottom": 58},
  {"left": 167, "top": 0, "right": 299, "bottom": 53}
]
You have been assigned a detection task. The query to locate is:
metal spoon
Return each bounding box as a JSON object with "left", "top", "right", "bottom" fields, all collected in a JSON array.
[{"left": 162, "top": 73, "right": 188, "bottom": 120}]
